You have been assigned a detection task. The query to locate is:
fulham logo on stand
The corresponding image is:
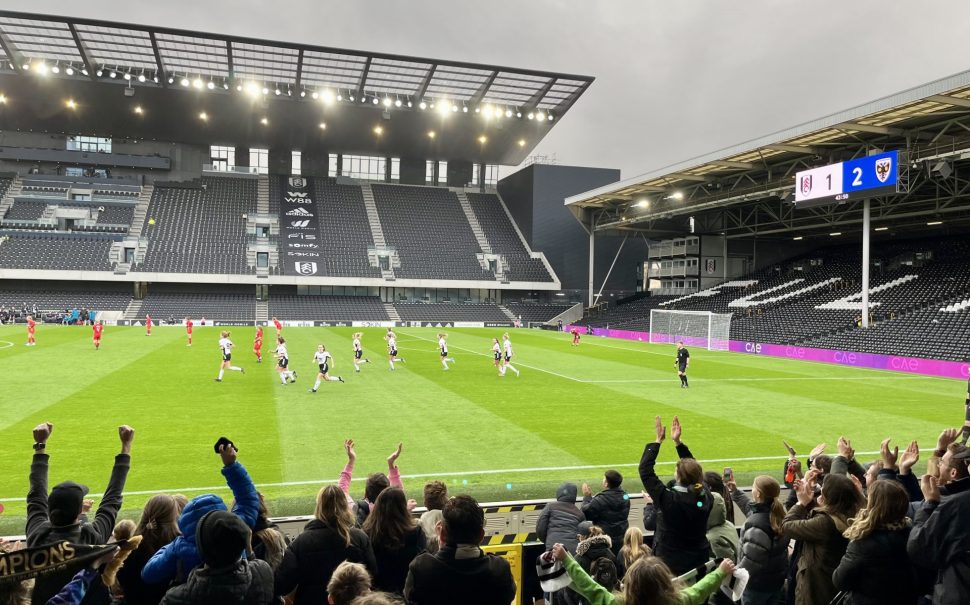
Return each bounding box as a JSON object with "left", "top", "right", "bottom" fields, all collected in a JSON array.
[
  {"left": 295, "top": 261, "right": 318, "bottom": 275},
  {"left": 288, "top": 177, "right": 307, "bottom": 189}
]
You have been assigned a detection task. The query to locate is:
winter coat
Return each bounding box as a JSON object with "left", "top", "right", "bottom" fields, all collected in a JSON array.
[
  {"left": 116, "top": 541, "right": 173, "bottom": 605},
  {"left": 730, "top": 490, "right": 788, "bottom": 592},
  {"left": 159, "top": 560, "right": 275, "bottom": 605},
  {"left": 638, "top": 442, "right": 713, "bottom": 575},
  {"left": 274, "top": 518, "right": 378, "bottom": 604},
  {"left": 782, "top": 503, "right": 851, "bottom": 605},
  {"left": 907, "top": 490, "right": 970, "bottom": 605},
  {"left": 371, "top": 525, "right": 428, "bottom": 595},
  {"left": 26, "top": 453, "right": 131, "bottom": 605},
  {"left": 537, "top": 483, "right": 586, "bottom": 553},
  {"left": 404, "top": 544, "right": 516, "bottom": 605},
  {"left": 832, "top": 525, "right": 919, "bottom": 605},
  {"left": 575, "top": 534, "right": 623, "bottom": 579},
  {"left": 581, "top": 488, "right": 629, "bottom": 548},
  {"left": 705, "top": 492, "right": 739, "bottom": 560},
  {"left": 142, "top": 461, "right": 260, "bottom": 586},
  {"left": 562, "top": 555, "right": 728, "bottom": 605}
]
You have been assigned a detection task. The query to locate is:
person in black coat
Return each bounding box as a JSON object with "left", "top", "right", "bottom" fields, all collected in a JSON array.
[
  {"left": 26, "top": 422, "right": 135, "bottom": 605},
  {"left": 639, "top": 416, "right": 713, "bottom": 576},
  {"left": 275, "top": 485, "right": 378, "bottom": 605},
  {"left": 834, "top": 480, "right": 918, "bottom": 605},
  {"left": 404, "top": 495, "right": 515, "bottom": 605},
  {"left": 581, "top": 471, "right": 629, "bottom": 555},
  {"left": 537, "top": 482, "right": 585, "bottom": 554},
  {"left": 362, "top": 487, "right": 427, "bottom": 595},
  {"left": 728, "top": 476, "right": 789, "bottom": 605}
]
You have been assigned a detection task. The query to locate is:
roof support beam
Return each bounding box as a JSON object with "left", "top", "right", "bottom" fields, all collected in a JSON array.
[
  {"left": 710, "top": 160, "right": 756, "bottom": 170},
  {"left": 149, "top": 31, "right": 167, "bottom": 87},
  {"left": 294, "top": 48, "right": 304, "bottom": 89},
  {"left": 0, "top": 29, "right": 24, "bottom": 74},
  {"left": 667, "top": 173, "right": 709, "bottom": 183},
  {"left": 414, "top": 63, "right": 436, "bottom": 100},
  {"left": 554, "top": 80, "right": 591, "bottom": 115},
  {"left": 524, "top": 77, "right": 556, "bottom": 109},
  {"left": 67, "top": 24, "right": 97, "bottom": 81},
  {"left": 225, "top": 40, "right": 234, "bottom": 85},
  {"left": 468, "top": 70, "right": 497, "bottom": 106},
  {"left": 355, "top": 56, "right": 372, "bottom": 102},
  {"left": 926, "top": 94, "right": 970, "bottom": 110},
  {"left": 837, "top": 122, "right": 904, "bottom": 136},
  {"left": 765, "top": 144, "right": 820, "bottom": 154}
]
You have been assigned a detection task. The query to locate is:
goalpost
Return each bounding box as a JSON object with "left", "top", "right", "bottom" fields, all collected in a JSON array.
[{"left": 649, "top": 309, "right": 732, "bottom": 351}]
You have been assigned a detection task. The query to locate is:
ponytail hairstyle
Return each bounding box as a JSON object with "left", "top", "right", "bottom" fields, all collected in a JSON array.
[
  {"left": 676, "top": 458, "right": 704, "bottom": 495},
  {"left": 752, "top": 475, "right": 785, "bottom": 536}
]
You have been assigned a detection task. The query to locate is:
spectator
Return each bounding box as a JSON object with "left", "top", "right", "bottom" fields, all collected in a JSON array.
[
  {"left": 349, "top": 593, "right": 405, "bottom": 605},
  {"left": 113, "top": 519, "right": 136, "bottom": 542},
  {"left": 142, "top": 442, "right": 259, "bottom": 586},
  {"left": 704, "top": 471, "right": 735, "bottom": 525},
  {"left": 727, "top": 476, "right": 788, "bottom": 605},
  {"left": 927, "top": 429, "right": 970, "bottom": 497},
  {"left": 617, "top": 527, "right": 650, "bottom": 571},
  {"left": 26, "top": 422, "right": 134, "bottom": 605},
  {"left": 418, "top": 481, "right": 448, "bottom": 540},
  {"left": 907, "top": 466, "right": 970, "bottom": 604},
  {"left": 172, "top": 494, "right": 188, "bottom": 516},
  {"left": 705, "top": 492, "right": 738, "bottom": 561},
  {"left": 552, "top": 543, "right": 735, "bottom": 605},
  {"left": 833, "top": 480, "right": 918, "bottom": 605},
  {"left": 575, "top": 522, "right": 622, "bottom": 581},
  {"left": 117, "top": 494, "right": 181, "bottom": 605},
  {"left": 249, "top": 493, "right": 288, "bottom": 573},
  {"left": 159, "top": 511, "right": 274, "bottom": 605},
  {"left": 537, "top": 482, "right": 586, "bottom": 554},
  {"left": 326, "top": 561, "right": 373, "bottom": 605},
  {"left": 783, "top": 472, "right": 863, "bottom": 605},
  {"left": 275, "top": 485, "right": 378, "bottom": 604},
  {"left": 362, "top": 487, "right": 427, "bottom": 595},
  {"left": 404, "top": 494, "right": 516, "bottom": 605},
  {"left": 580, "top": 471, "right": 629, "bottom": 556},
  {"left": 639, "top": 416, "right": 713, "bottom": 575},
  {"left": 339, "top": 440, "right": 407, "bottom": 525}
]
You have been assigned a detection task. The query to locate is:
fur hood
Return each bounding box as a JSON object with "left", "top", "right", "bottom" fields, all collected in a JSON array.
[{"left": 576, "top": 534, "right": 612, "bottom": 557}]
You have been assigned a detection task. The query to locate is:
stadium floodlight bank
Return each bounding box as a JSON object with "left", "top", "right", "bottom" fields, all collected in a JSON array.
[{"left": 649, "top": 309, "right": 731, "bottom": 351}]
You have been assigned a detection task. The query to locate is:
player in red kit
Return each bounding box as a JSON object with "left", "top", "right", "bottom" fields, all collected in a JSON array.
[
  {"left": 26, "top": 315, "right": 36, "bottom": 346},
  {"left": 571, "top": 327, "right": 581, "bottom": 346},
  {"left": 185, "top": 317, "right": 194, "bottom": 347},
  {"left": 272, "top": 316, "right": 282, "bottom": 339},
  {"left": 145, "top": 314, "right": 152, "bottom": 336},
  {"left": 253, "top": 326, "right": 264, "bottom": 363},
  {"left": 92, "top": 320, "right": 104, "bottom": 350}
]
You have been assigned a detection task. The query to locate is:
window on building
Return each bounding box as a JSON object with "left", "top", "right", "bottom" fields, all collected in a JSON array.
[
  {"left": 470, "top": 165, "right": 479, "bottom": 186},
  {"left": 250, "top": 148, "right": 269, "bottom": 175},
  {"left": 291, "top": 151, "right": 302, "bottom": 176},
  {"left": 426, "top": 160, "right": 436, "bottom": 184},
  {"left": 210, "top": 145, "right": 235, "bottom": 171},
  {"left": 342, "top": 154, "right": 386, "bottom": 181},
  {"left": 65, "top": 167, "right": 85, "bottom": 177},
  {"left": 67, "top": 136, "right": 111, "bottom": 153},
  {"left": 483, "top": 164, "right": 500, "bottom": 186},
  {"left": 390, "top": 158, "right": 400, "bottom": 182},
  {"left": 329, "top": 153, "right": 339, "bottom": 176},
  {"left": 437, "top": 160, "right": 448, "bottom": 184}
]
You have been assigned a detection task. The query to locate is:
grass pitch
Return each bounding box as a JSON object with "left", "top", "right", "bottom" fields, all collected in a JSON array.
[{"left": 0, "top": 324, "right": 961, "bottom": 534}]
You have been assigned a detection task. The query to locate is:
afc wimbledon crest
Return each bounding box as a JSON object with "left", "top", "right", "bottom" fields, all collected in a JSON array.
[
  {"left": 800, "top": 175, "right": 813, "bottom": 196},
  {"left": 295, "top": 261, "right": 318, "bottom": 275},
  {"left": 288, "top": 176, "right": 307, "bottom": 189},
  {"left": 875, "top": 157, "right": 892, "bottom": 183}
]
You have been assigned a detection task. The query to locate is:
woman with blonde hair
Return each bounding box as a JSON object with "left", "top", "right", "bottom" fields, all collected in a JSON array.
[
  {"left": 352, "top": 332, "right": 371, "bottom": 372},
  {"left": 727, "top": 475, "right": 788, "bottom": 605},
  {"left": 833, "top": 479, "right": 918, "bottom": 605},
  {"left": 117, "top": 494, "right": 180, "bottom": 605},
  {"left": 617, "top": 527, "right": 650, "bottom": 571},
  {"left": 552, "top": 543, "right": 734, "bottom": 605},
  {"left": 275, "top": 485, "right": 377, "bottom": 604}
]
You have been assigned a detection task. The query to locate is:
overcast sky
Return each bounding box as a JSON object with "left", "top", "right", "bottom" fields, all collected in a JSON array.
[{"left": 10, "top": 1, "right": 970, "bottom": 180}]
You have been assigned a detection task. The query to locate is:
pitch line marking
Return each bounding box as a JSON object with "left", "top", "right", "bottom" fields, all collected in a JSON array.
[
  {"left": 584, "top": 375, "right": 939, "bottom": 384},
  {"left": 0, "top": 340, "right": 14, "bottom": 350},
  {"left": 0, "top": 449, "right": 931, "bottom": 502}
]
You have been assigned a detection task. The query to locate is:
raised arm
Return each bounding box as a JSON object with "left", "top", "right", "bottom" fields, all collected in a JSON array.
[
  {"left": 26, "top": 422, "right": 53, "bottom": 541},
  {"left": 220, "top": 441, "right": 259, "bottom": 528},
  {"left": 91, "top": 426, "right": 134, "bottom": 542},
  {"left": 387, "top": 442, "right": 404, "bottom": 490},
  {"left": 339, "top": 439, "right": 356, "bottom": 506},
  {"left": 639, "top": 416, "right": 670, "bottom": 505}
]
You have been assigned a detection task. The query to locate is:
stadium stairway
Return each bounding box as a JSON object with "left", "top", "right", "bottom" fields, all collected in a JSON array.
[
  {"left": 384, "top": 302, "right": 402, "bottom": 321},
  {"left": 0, "top": 175, "right": 22, "bottom": 217},
  {"left": 453, "top": 190, "right": 493, "bottom": 254},
  {"left": 123, "top": 298, "right": 144, "bottom": 320},
  {"left": 257, "top": 176, "right": 269, "bottom": 214},
  {"left": 498, "top": 304, "right": 518, "bottom": 321},
  {"left": 127, "top": 184, "right": 152, "bottom": 238},
  {"left": 360, "top": 183, "right": 388, "bottom": 248},
  {"left": 256, "top": 299, "right": 269, "bottom": 323}
]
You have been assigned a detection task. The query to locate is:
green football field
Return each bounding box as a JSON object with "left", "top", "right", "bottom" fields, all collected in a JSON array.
[{"left": 0, "top": 324, "right": 961, "bottom": 534}]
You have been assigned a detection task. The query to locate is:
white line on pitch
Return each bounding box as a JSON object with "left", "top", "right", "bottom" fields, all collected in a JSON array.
[
  {"left": 584, "top": 375, "right": 938, "bottom": 384},
  {"left": 0, "top": 449, "right": 927, "bottom": 502},
  {"left": 398, "top": 331, "right": 584, "bottom": 383}
]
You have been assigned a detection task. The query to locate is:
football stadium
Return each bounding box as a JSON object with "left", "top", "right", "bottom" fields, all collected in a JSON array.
[{"left": 1, "top": 4, "right": 970, "bottom": 605}]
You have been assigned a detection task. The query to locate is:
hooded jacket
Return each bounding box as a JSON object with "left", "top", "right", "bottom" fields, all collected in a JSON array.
[
  {"left": 537, "top": 483, "right": 586, "bottom": 554},
  {"left": 705, "top": 492, "right": 739, "bottom": 560},
  {"left": 782, "top": 503, "right": 851, "bottom": 605},
  {"left": 731, "top": 489, "right": 788, "bottom": 592},
  {"left": 141, "top": 461, "right": 260, "bottom": 586},
  {"left": 575, "top": 534, "right": 622, "bottom": 579},
  {"left": 580, "top": 488, "right": 629, "bottom": 548}
]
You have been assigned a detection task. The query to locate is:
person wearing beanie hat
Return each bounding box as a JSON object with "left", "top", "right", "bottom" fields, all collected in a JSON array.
[
  {"left": 159, "top": 510, "right": 275, "bottom": 605},
  {"left": 142, "top": 440, "right": 260, "bottom": 587},
  {"left": 25, "top": 422, "right": 135, "bottom": 605}
]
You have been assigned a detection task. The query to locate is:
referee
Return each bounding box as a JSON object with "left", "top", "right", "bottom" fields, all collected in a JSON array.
[{"left": 676, "top": 341, "right": 690, "bottom": 388}]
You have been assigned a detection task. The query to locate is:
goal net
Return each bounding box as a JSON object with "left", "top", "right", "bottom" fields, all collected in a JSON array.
[{"left": 649, "top": 309, "right": 732, "bottom": 351}]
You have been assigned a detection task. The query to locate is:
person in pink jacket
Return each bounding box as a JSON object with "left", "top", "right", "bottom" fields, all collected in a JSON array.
[{"left": 338, "top": 439, "right": 416, "bottom": 526}]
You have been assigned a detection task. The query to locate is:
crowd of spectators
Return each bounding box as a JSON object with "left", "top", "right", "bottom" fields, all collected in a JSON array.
[{"left": 2, "top": 414, "right": 970, "bottom": 605}]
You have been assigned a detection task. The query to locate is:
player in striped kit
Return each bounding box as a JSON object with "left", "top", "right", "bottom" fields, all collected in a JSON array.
[
  {"left": 500, "top": 332, "right": 520, "bottom": 377},
  {"left": 352, "top": 332, "right": 371, "bottom": 372},
  {"left": 310, "top": 344, "right": 344, "bottom": 392},
  {"left": 437, "top": 333, "right": 456, "bottom": 370}
]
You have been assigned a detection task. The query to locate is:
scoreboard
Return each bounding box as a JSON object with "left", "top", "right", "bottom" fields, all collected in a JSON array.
[{"left": 794, "top": 150, "right": 899, "bottom": 208}]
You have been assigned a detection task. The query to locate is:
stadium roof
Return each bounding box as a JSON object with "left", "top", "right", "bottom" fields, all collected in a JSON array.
[
  {"left": 567, "top": 68, "right": 970, "bottom": 239},
  {"left": 0, "top": 10, "right": 593, "bottom": 165}
]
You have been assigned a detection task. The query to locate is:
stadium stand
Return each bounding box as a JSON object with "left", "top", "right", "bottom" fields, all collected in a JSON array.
[
  {"left": 138, "top": 290, "right": 256, "bottom": 321},
  {"left": 268, "top": 294, "right": 390, "bottom": 321},
  {"left": 503, "top": 302, "right": 575, "bottom": 323},
  {"left": 96, "top": 205, "right": 135, "bottom": 226},
  {"left": 0, "top": 232, "right": 115, "bottom": 271},
  {"left": 372, "top": 184, "right": 493, "bottom": 280},
  {"left": 393, "top": 302, "right": 511, "bottom": 322},
  {"left": 4, "top": 200, "right": 47, "bottom": 221},
  {"left": 0, "top": 286, "right": 131, "bottom": 313},
  {"left": 467, "top": 192, "right": 555, "bottom": 283},
  {"left": 138, "top": 176, "right": 256, "bottom": 274}
]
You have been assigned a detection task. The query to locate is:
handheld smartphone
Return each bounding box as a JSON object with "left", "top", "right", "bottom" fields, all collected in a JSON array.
[
  {"left": 214, "top": 436, "right": 236, "bottom": 454},
  {"left": 723, "top": 467, "right": 734, "bottom": 482}
]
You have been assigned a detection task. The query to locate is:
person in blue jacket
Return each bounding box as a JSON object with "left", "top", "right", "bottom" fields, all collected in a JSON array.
[{"left": 141, "top": 440, "right": 260, "bottom": 586}]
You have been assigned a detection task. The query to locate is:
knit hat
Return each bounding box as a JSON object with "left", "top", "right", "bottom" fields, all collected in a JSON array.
[
  {"left": 195, "top": 510, "right": 249, "bottom": 568},
  {"left": 536, "top": 551, "right": 572, "bottom": 592},
  {"left": 577, "top": 521, "right": 595, "bottom": 538},
  {"left": 49, "top": 481, "right": 89, "bottom": 526}
]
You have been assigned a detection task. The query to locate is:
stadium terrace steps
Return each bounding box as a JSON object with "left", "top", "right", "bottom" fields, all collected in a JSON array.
[
  {"left": 123, "top": 299, "right": 144, "bottom": 320},
  {"left": 359, "top": 183, "right": 388, "bottom": 248},
  {"left": 257, "top": 176, "right": 270, "bottom": 214},
  {"left": 0, "top": 175, "right": 20, "bottom": 217},
  {"left": 452, "top": 190, "right": 493, "bottom": 255},
  {"left": 498, "top": 305, "right": 518, "bottom": 321},
  {"left": 384, "top": 303, "right": 402, "bottom": 322},
  {"left": 127, "top": 184, "right": 152, "bottom": 238},
  {"left": 466, "top": 192, "right": 556, "bottom": 283}
]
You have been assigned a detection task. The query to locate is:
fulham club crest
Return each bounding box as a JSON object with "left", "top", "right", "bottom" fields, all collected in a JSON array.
[
  {"left": 295, "top": 261, "right": 318, "bottom": 275},
  {"left": 288, "top": 176, "right": 307, "bottom": 189},
  {"left": 875, "top": 157, "right": 892, "bottom": 183},
  {"left": 800, "top": 175, "right": 813, "bottom": 196}
]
